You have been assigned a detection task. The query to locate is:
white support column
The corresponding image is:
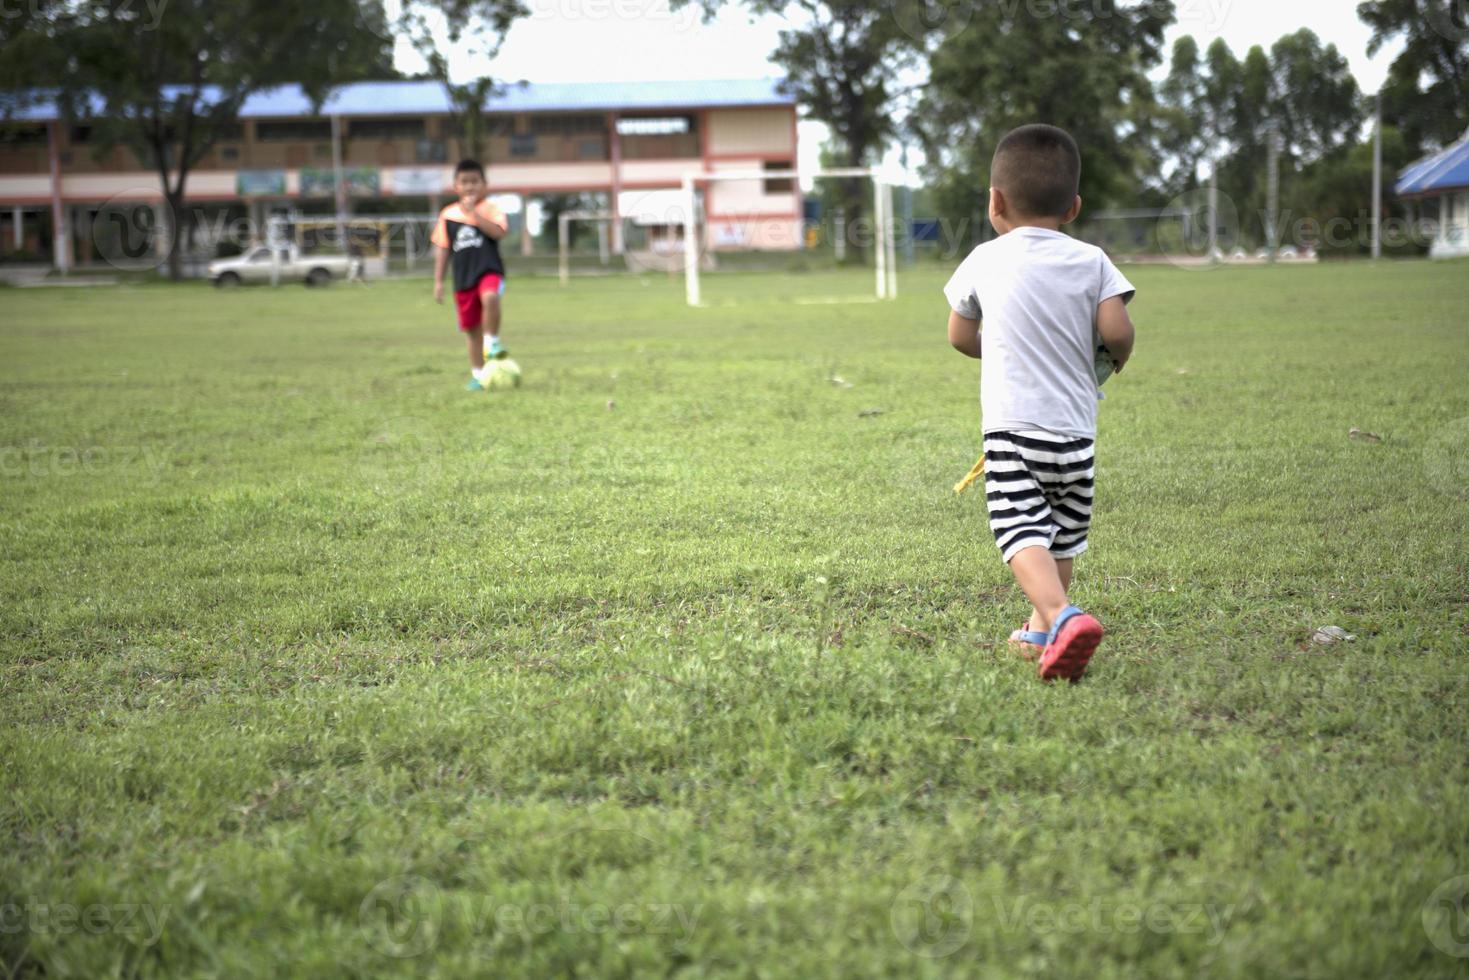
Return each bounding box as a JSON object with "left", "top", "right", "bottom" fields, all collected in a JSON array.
[
  {"left": 558, "top": 211, "right": 571, "bottom": 286},
  {"left": 331, "top": 114, "right": 347, "bottom": 249},
  {"left": 11, "top": 206, "right": 21, "bottom": 250},
  {"left": 608, "top": 113, "right": 624, "bottom": 255},
  {"left": 1371, "top": 92, "right": 1382, "bottom": 259},
  {"left": 682, "top": 174, "right": 700, "bottom": 307},
  {"left": 1207, "top": 164, "right": 1219, "bottom": 262},
  {"left": 520, "top": 193, "right": 534, "bottom": 257},
  {"left": 873, "top": 180, "right": 886, "bottom": 300},
  {"left": 884, "top": 181, "right": 897, "bottom": 299},
  {"left": 153, "top": 202, "right": 170, "bottom": 261},
  {"left": 47, "top": 121, "right": 70, "bottom": 273}
]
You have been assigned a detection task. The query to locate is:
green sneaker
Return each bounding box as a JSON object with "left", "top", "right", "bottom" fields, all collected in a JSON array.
[{"left": 465, "top": 377, "right": 484, "bottom": 391}]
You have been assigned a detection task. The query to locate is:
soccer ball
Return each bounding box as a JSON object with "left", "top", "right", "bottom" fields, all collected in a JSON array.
[
  {"left": 1094, "top": 344, "right": 1116, "bottom": 386},
  {"left": 482, "top": 358, "right": 522, "bottom": 390}
]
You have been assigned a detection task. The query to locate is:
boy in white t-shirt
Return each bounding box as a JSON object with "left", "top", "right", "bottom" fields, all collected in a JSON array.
[{"left": 944, "top": 124, "right": 1137, "bottom": 682}]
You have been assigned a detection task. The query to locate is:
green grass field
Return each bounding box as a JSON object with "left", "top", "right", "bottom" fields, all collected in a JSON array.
[{"left": 3, "top": 261, "right": 1468, "bottom": 978}]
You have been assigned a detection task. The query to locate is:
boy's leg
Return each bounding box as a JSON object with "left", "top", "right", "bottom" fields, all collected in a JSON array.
[
  {"left": 1010, "top": 546, "right": 1071, "bottom": 634},
  {"left": 482, "top": 294, "right": 501, "bottom": 352},
  {"left": 1029, "top": 557, "right": 1072, "bottom": 634},
  {"left": 466, "top": 325, "right": 485, "bottom": 370},
  {"left": 479, "top": 274, "right": 505, "bottom": 357}
]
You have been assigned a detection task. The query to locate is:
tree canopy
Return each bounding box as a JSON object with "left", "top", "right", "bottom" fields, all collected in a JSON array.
[{"left": 3, "top": 0, "right": 394, "bottom": 277}]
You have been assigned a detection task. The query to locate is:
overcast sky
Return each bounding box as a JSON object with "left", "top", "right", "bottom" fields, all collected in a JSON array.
[{"left": 393, "top": 0, "right": 1402, "bottom": 182}]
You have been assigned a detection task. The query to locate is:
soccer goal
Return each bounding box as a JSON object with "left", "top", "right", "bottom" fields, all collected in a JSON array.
[
  {"left": 680, "top": 167, "right": 898, "bottom": 307},
  {"left": 557, "top": 209, "right": 616, "bottom": 285}
]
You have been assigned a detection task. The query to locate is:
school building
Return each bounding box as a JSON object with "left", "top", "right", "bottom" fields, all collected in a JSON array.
[
  {"left": 0, "top": 78, "right": 801, "bottom": 271},
  {"left": 1395, "top": 126, "right": 1469, "bottom": 260}
]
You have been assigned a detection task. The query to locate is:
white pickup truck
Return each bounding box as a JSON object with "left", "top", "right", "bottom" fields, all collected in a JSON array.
[{"left": 208, "top": 245, "right": 361, "bottom": 287}]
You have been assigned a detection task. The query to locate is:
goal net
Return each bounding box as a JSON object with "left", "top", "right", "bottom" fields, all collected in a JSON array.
[
  {"left": 679, "top": 167, "right": 897, "bottom": 306},
  {"left": 551, "top": 170, "right": 898, "bottom": 304}
]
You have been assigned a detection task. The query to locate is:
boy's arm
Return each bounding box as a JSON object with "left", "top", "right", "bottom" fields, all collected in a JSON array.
[
  {"left": 433, "top": 246, "right": 448, "bottom": 303},
  {"left": 948, "top": 310, "right": 982, "bottom": 359},
  {"left": 464, "top": 201, "right": 508, "bottom": 240},
  {"left": 1096, "top": 296, "right": 1135, "bottom": 373}
]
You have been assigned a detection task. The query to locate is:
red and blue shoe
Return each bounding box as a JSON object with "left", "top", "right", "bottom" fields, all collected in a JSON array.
[
  {"left": 1038, "top": 605, "right": 1103, "bottom": 683},
  {"left": 1008, "top": 621, "right": 1048, "bottom": 661}
]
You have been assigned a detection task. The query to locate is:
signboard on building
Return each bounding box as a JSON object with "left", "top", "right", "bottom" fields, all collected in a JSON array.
[
  {"left": 392, "top": 167, "right": 448, "bottom": 195},
  {"left": 236, "top": 170, "right": 286, "bottom": 196},
  {"left": 300, "top": 166, "right": 380, "bottom": 199}
]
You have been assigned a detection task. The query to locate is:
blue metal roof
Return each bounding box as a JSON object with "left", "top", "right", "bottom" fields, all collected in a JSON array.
[
  {"left": 2, "top": 78, "right": 792, "bottom": 122},
  {"left": 1395, "top": 129, "right": 1469, "bottom": 197}
]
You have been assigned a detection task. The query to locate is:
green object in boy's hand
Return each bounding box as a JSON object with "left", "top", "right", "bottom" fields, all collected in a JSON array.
[{"left": 1094, "top": 343, "right": 1117, "bottom": 386}]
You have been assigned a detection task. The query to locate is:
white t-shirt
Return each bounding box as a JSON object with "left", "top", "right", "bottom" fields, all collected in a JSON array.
[{"left": 943, "top": 227, "right": 1135, "bottom": 439}]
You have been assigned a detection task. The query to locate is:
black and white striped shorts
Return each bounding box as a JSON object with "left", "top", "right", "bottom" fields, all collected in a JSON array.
[{"left": 983, "top": 430, "right": 1096, "bottom": 563}]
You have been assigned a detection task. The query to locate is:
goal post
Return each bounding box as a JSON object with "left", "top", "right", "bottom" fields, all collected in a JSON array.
[
  {"left": 557, "top": 209, "right": 615, "bottom": 285},
  {"left": 681, "top": 167, "right": 897, "bottom": 307}
]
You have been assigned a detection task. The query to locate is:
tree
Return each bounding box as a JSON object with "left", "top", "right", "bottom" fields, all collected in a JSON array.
[
  {"left": 915, "top": 0, "right": 1175, "bottom": 246},
  {"left": 676, "top": 0, "right": 926, "bottom": 257},
  {"left": 1358, "top": 0, "right": 1469, "bottom": 153},
  {"left": 1155, "top": 33, "right": 1360, "bottom": 247},
  {"left": 5, "top": 0, "right": 392, "bottom": 279},
  {"left": 393, "top": 0, "right": 529, "bottom": 160}
]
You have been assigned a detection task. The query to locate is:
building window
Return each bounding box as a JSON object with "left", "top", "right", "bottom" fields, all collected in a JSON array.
[
  {"left": 220, "top": 146, "right": 239, "bottom": 162},
  {"left": 416, "top": 139, "right": 447, "bottom": 163},
  {"left": 0, "top": 125, "right": 49, "bottom": 146},
  {"left": 530, "top": 114, "right": 604, "bottom": 136},
  {"left": 350, "top": 118, "right": 425, "bottom": 141},
  {"left": 763, "top": 160, "right": 794, "bottom": 194},
  {"left": 578, "top": 138, "right": 605, "bottom": 160},
  {"left": 70, "top": 126, "right": 93, "bottom": 143},
  {"left": 510, "top": 133, "right": 537, "bottom": 157},
  {"left": 256, "top": 120, "right": 333, "bottom": 141}
]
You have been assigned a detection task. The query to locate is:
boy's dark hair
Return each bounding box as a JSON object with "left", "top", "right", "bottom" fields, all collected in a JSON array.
[
  {"left": 991, "top": 124, "right": 1081, "bottom": 219},
  {"left": 454, "top": 158, "right": 486, "bottom": 179}
]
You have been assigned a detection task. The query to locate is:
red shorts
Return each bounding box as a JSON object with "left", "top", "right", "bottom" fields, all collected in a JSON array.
[{"left": 453, "top": 273, "right": 504, "bottom": 331}]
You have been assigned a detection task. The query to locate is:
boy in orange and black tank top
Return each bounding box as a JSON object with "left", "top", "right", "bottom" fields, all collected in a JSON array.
[{"left": 432, "top": 159, "right": 510, "bottom": 391}]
